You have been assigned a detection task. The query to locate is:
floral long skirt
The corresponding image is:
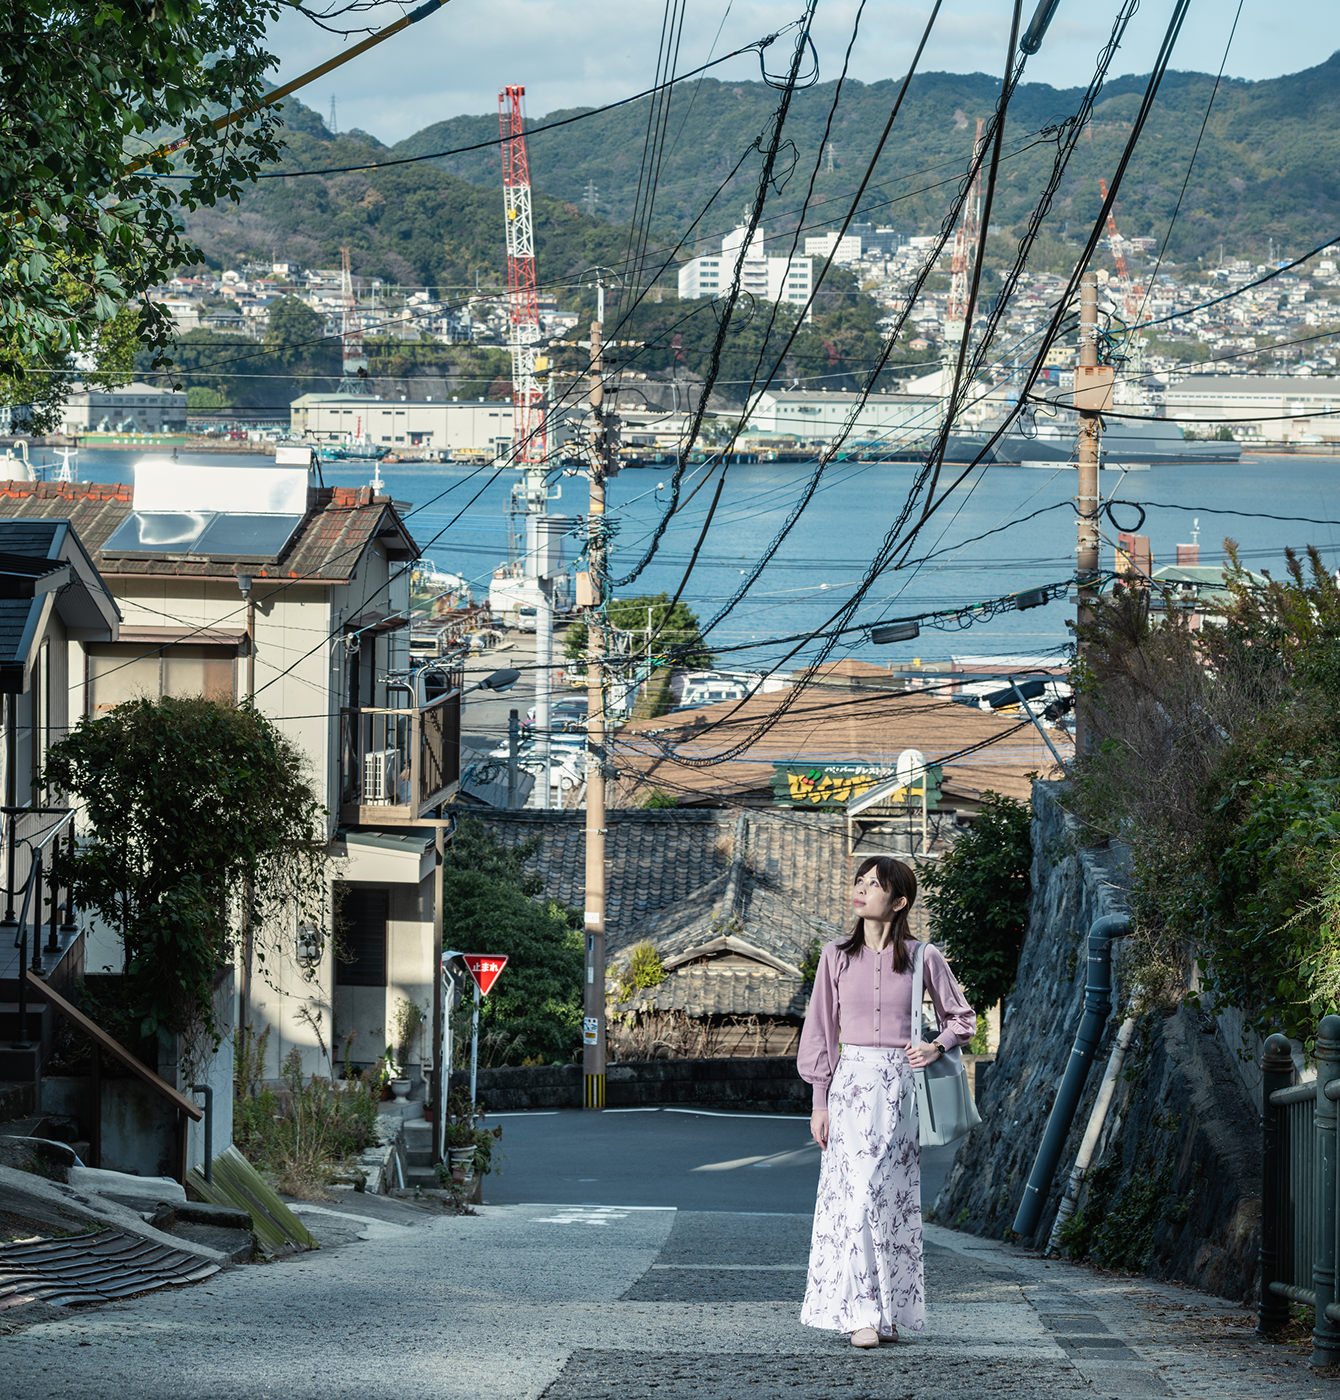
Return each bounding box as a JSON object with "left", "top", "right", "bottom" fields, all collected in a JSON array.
[{"left": 800, "top": 1044, "right": 925, "bottom": 1335}]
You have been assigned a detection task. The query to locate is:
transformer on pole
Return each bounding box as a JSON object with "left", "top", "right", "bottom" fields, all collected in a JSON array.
[{"left": 499, "top": 85, "right": 546, "bottom": 469}]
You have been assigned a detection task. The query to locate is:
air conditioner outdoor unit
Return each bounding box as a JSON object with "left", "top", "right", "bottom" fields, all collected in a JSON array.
[{"left": 363, "top": 749, "right": 400, "bottom": 804}]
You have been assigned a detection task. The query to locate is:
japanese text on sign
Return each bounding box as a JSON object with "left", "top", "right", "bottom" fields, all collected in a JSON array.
[{"left": 462, "top": 954, "right": 508, "bottom": 996}]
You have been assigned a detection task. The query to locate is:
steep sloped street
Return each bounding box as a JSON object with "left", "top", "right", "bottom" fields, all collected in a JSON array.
[{"left": 1, "top": 1111, "right": 1327, "bottom": 1400}]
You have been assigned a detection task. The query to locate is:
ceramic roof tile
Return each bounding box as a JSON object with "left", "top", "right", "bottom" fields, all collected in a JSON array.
[{"left": 474, "top": 809, "right": 895, "bottom": 1020}]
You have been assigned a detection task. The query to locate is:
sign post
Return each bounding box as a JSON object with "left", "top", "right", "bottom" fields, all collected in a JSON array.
[
  {"left": 461, "top": 955, "right": 508, "bottom": 1106},
  {"left": 439, "top": 949, "right": 465, "bottom": 1166}
]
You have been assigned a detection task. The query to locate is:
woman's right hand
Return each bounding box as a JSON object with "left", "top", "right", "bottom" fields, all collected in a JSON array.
[{"left": 810, "top": 1109, "right": 829, "bottom": 1149}]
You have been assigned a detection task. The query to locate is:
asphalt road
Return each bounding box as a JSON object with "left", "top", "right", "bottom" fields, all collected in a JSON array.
[{"left": 481, "top": 1107, "right": 960, "bottom": 1215}]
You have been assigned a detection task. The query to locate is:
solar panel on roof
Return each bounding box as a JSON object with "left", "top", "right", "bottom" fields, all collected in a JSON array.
[
  {"left": 193, "top": 514, "right": 305, "bottom": 561},
  {"left": 102, "top": 510, "right": 305, "bottom": 562}
]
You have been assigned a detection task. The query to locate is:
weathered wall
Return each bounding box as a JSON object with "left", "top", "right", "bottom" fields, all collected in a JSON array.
[
  {"left": 933, "top": 781, "right": 1263, "bottom": 1302},
  {"left": 452, "top": 1055, "right": 811, "bottom": 1113}
]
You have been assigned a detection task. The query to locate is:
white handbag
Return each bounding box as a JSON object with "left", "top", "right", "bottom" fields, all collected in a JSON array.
[{"left": 909, "top": 940, "right": 982, "bottom": 1147}]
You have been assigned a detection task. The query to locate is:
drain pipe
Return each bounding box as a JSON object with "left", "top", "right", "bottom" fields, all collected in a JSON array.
[
  {"left": 1045, "top": 991, "right": 1141, "bottom": 1254},
  {"left": 1012, "top": 912, "right": 1130, "bottom": 1240}
]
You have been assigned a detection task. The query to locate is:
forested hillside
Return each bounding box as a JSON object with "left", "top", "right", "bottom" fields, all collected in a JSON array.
[
  {"left": 303, "top": 55, "right": 1340, "bottom": 269},
  {"left": 182, "top": 53, "right": 1340, "bottom": 295}
]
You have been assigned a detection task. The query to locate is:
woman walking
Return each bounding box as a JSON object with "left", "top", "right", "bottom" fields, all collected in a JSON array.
[{"left": 797, "top": 855, "right": 974, "bottom": 1346}]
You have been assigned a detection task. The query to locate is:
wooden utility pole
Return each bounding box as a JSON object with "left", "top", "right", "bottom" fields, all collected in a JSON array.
[
  {"left": 1073, "top": 269, "right": 1112, "bottom": 756},
  {"left": 583, "top": 314, "right": 611, "bottom": 1110}
]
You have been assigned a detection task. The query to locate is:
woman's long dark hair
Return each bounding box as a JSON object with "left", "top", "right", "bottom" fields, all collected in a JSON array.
[{"left": 838, "top": 855, "right": 918, "bottom": 972}]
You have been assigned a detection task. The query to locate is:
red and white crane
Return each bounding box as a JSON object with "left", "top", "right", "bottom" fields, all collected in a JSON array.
[
  {"left": 499, "top": 85, "right": 546, "bottom": 467},
  {"left": 945, "top": 118, "right": 985, "bottom": 348},
  {"left": 1098, "top": 177, "right": 1143, "bottom": 323}
]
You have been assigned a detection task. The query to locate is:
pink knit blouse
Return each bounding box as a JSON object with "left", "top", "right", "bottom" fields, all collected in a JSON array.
[{"left": 797, "top": 939, "right": 976, "bottom": 1109}]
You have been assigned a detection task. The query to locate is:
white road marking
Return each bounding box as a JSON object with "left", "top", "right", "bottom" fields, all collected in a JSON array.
[
  {"left": 525, "top": 1203, "right": 676, "bottom": 1225},
  {"left": 662, "top": 1108, "right": 811, "bottom": 1120},
  {"left": 691, "top": 1144, "right": 821, "bottom": 1172}
]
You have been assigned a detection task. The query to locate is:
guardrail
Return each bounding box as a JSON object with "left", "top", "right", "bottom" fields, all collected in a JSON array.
[{"left": 1259, "top": 1018, "right": 1340, "bottom": 1362}]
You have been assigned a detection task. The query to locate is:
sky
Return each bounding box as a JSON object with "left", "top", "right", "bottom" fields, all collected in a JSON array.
[{"left": 265, "top": 0, "right": 1337, "bottom": 147}]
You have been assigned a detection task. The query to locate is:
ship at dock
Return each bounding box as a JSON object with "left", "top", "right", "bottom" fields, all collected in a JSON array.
[{"left": 959, "top": 415, "right": 1242, "bottom": 467}]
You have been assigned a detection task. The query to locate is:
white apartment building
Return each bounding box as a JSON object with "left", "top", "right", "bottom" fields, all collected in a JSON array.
[
  {"left": 678, "top": 226, "right": 812, "bottom": 313},
  {"left": 804, "top": 232, "right": 863, "bottom": 266},
  {"left": 61, "top": 382, "right": 188, "bottom": 436}
]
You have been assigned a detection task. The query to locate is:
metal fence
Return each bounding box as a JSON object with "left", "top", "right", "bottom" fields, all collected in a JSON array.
[{"left": 1259, "top": 1018, "right": 1340, "bottom": 1362}]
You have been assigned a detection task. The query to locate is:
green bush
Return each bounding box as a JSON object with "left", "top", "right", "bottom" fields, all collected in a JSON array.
[
  {"left": 233, "top": 1030, "right": 380, "bottom": 1199},
  {"left": 617, "top": 942, "right": 667, "bottom": 1003},
  {"left": 442, "top": 818, "right": 584, "bottom": 1064},
  {"left": 1071, "top": 547, "right": 1340, "bottom": 1040},
  {"left": 921, "top": 793, "right": 1033, "bottom": 1010}
]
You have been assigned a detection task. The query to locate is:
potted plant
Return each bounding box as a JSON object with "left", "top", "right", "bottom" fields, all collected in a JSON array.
[
  {"left": 393, "top": 997, "right": 426, "bottom": 1092},
  {"left": 437, "top": 1093, "right": 502, "bottom": 1181},
  {"left": 443, "top": 1117, "right": 480, "bottom": 1176}
]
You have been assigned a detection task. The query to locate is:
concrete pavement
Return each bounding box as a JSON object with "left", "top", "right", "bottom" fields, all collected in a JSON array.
[{"left": 1, "top": 1110, "right": 1331, "bottom": 1399}]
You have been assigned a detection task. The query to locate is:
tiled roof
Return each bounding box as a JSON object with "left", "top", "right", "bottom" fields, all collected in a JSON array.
[
  {"left": 474, "top": 807, "right": 927, "bottom": 1021},
  {"left": 633, "top": 961, "right": 810, "bottom": 1019},
  {"left": 472, "top": 809, "right": 733, "bottom": 943},
  {"left": 0, "top": 481, "right": 416, "bottom": 583},
  {"left": 606, "top": 683, "right": 1066, "bottom": 807},
  {"left": 0, "top": 520, "right": 119, "bottom": 689}
]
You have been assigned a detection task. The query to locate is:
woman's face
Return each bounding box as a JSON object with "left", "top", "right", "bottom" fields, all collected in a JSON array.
[{"left": 852, "top": 870, "right": 906, "bottom": 923}]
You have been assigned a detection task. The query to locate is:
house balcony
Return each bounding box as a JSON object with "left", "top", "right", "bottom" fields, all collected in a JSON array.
[{"left": 339, "top": 687, "right": 462, "bottom": 826}]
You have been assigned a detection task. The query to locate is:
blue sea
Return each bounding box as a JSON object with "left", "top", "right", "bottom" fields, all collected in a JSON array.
[{"left": 39, "top": 445, "right": 1340, "bottom": 671}]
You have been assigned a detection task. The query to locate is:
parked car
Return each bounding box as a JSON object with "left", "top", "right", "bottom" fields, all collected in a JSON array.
[{"left": 524, "top": 697, "right": 588, "bottom": 733}]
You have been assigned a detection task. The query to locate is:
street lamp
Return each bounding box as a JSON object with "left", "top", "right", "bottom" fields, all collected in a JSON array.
[{"left": 463, "top": 667, "right": 520, "bottom": 696}]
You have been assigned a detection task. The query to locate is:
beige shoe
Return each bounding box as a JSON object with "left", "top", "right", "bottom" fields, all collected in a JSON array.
[{"left": 850, "top": 1327, "right": 880, "bottom": 1349}]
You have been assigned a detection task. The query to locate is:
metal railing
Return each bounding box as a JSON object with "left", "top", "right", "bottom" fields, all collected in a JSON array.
[
  {"left": 1259, "top": 1018, "right": 1340, "bottom": 1361},
  {"left": 338, "top": 689, "right": 461, "bottom": 823}
]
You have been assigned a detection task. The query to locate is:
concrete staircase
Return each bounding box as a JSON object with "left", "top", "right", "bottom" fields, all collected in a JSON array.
[{"left": 402, "top": 1116, "right": 437, "bottom": 1189}]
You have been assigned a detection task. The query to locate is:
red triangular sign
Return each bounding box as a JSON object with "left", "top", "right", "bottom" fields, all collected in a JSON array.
[{"left": 462, "top": 954, "right": 508, "bottom": 996}]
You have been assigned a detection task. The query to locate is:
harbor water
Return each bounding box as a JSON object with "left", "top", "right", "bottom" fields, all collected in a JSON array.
[{"left": 30, "top": 446, "right": 1340, "bottom": 670}]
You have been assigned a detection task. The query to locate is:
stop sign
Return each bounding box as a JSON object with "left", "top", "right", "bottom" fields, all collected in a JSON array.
[{"left": 462, "top": 954, "right": 508, "bottom": 995}]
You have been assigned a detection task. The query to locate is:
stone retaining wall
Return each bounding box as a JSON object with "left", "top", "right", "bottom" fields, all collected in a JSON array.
[
  {"left": 932, "top": 782, "right": 1263, "bottom": 1302},
  {"left": 451, "top": 1055, "right": 811, "bottom": 1113}
]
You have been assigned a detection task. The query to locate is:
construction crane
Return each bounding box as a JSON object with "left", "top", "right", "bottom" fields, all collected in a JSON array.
[
  {"left": 499, "top": 85, "right": 546, "bottom": 470},
  {"left": 1098, "top": 177, "right": 1142, "bottom": 323},
  {"left": 338, "top": 246, "right": 369, "bottom": 394},
  {"left": 944, "top": 118, "right": 985, "bottom": 350}
]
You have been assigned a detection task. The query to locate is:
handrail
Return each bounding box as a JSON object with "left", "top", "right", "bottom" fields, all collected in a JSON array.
[
  {"left": 25, "top": 969, "right": 203, "bottom": 1121},
  {"left": 1274, "top": 1083, "right": 1321, "bottom": 1105}
]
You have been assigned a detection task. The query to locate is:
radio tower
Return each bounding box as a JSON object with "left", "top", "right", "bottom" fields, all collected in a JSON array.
[
  {"left": 944, "top": 118, "right": 985, "bottom": 350},
  {"left": 338, "top": 246, "right": 368, "bottom": 394},
  {"left": 499, "top": 85, "right": 546, "bottom": 468}
]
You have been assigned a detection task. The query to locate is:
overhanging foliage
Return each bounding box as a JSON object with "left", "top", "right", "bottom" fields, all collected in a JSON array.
[
  {"left": 1071, "top": 547, "right": 1340, "bottom": 1042},
  {"left": 47, "top": 697, "right": 328, "bottom": 1061}
]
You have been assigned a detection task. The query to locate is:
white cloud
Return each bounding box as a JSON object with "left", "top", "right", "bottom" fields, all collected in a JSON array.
[{"left": 267, "top": 0, "right": 1332, "bottom": 146}]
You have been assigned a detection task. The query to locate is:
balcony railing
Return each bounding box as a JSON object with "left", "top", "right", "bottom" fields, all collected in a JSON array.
[{"left": 339, "top": 687, "right": 462, "bottom": 825}]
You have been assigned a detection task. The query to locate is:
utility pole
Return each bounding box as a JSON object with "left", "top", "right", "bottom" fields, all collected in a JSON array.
[
  {"left": 1073, "top": 270, "right": 1111, "bottom": 756},
  {"left": 583, "top": 311, "right": 610, "bottom": 1110},
  {"left": 507, "top": 708, "right": 519, "bottom": 810}
]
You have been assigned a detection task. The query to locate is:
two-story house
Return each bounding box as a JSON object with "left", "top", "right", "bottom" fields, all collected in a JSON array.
[{"left": 0, "top": 459, "right": 456, "bottom": 1102}]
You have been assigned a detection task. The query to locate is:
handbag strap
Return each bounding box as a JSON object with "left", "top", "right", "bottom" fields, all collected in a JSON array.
[{"left": 909, "top": 939, "right": 925, "bottom": 1046}]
